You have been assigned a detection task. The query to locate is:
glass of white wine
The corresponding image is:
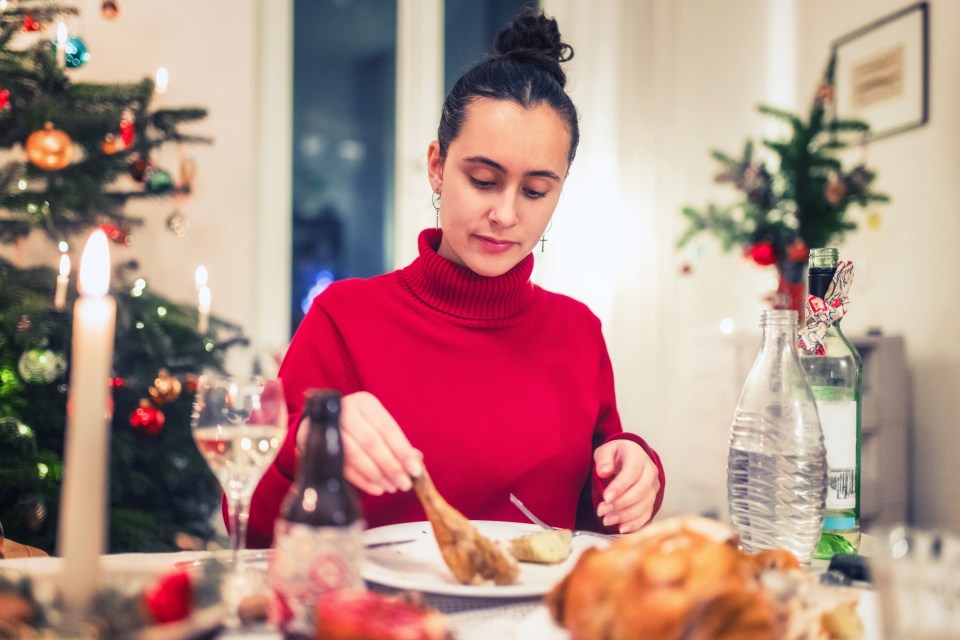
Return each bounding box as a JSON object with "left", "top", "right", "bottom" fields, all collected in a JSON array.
[{"left": 191, "top": 375, "right": 287, "bottom": 579}]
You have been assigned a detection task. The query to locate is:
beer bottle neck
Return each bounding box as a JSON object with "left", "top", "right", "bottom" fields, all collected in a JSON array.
[{"left": 297, "top": 420, "right": 346, "bottom": 484}]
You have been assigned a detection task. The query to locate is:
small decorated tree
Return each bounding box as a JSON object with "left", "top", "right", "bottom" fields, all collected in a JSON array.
[{"left": 677, "top": 54, "right": 889, "bottom": 312}]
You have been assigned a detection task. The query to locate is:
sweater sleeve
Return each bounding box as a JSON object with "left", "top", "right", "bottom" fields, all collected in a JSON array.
[
  {"left": 575, "top": 330, "right": 666, "bottom": 533},
  {"left": 243, "top": 295, "right": 359, "bottom": 548}
]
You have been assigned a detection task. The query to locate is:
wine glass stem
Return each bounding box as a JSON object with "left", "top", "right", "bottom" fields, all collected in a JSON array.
[{"left": 230, "top": 494, "right": 251, "bottom": 568}]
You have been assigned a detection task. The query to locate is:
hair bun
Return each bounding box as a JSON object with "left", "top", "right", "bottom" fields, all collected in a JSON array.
[{"left": 492, "top": 8, "right": 574, "bottom": 87}]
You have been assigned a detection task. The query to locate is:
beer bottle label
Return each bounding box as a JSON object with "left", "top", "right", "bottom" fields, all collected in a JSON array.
[{"left": 269, "top": 520, "right": 364, "bottom": 636}]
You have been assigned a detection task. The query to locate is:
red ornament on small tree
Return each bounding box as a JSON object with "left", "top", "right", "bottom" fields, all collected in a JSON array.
[{"left": 749, "top": 242, "right": 776, "bottom": 267}]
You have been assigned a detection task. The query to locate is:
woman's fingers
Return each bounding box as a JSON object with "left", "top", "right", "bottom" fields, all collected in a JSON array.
[
  {"left": 354, "top": 394, "right": 423, "bottom": 480},
  {"left": 339, "top": 391, "right": 421, "bottom": 494},
  {"left": 595, "top": 441, "right": 661, "bottom": 532},
  {"left": 614, "top": 492, "right": 657, "bottom": 534}
]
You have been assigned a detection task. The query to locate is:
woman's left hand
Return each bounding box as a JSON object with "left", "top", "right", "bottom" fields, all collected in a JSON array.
[{"left": 593, "top": 440, "right": 661, "bottom": 534}]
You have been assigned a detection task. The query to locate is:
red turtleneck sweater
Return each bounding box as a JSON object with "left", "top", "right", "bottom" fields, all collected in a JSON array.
[{"left": 245, "top": 229, "right": 665, "bottom": 548}]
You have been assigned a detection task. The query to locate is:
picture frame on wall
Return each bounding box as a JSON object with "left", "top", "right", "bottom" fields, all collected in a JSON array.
[{"left": 831, "top": 2, "right": 929, "bottom": 141}]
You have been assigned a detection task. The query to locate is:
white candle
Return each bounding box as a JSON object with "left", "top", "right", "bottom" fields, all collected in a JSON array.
[
  {"left": 55, "top": 22, "right": 68, "bottom": 68},
  {"left": 198, "top": 285, "right": 211, "bottom": 333},
  {"left": 57, "top": 229, "right": 116, "bottom": 620},
  {"left": 54, "top": 253, "right": 70, "bottom": 311}
]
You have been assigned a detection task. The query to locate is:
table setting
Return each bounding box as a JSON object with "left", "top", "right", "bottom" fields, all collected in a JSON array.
[{"left": 2, "top": 515, "right": 891, "bottom": 639}]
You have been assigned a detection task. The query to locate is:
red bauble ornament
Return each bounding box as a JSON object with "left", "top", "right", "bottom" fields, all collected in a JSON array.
[
  {"left": 98, "top": 223, "right": 128, "bottom": 245},
  {"left": 0, "top": 89, "right": 9, "bottom": 111},
  {"left": 119, "top": 109, "right": 135, "bottom": 148},
  {"left": 144, "top": 570, "right": 192, "bottom": 624},
  {"left": 22, "top": 15, "right": 43, "bottom": 32},
  {"left": 130, "top": 402, "right": 165, "bottom": 435},
  {"left": 749, "top": 242, "right": 776, "bottom": 266}
]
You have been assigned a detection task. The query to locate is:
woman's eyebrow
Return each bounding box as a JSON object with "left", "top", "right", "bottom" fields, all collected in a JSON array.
[{"left": 464, "top": 155, "right": 561, "bottom": 182}]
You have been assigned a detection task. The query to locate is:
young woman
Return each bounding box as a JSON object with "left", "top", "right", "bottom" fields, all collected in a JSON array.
[{"left": 245, "top": 7, "right": 664, "bottom": 548}]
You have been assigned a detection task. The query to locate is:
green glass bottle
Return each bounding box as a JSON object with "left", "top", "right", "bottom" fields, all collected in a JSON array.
[{"left": 800, "top": 248, "right": 862, "bottom": 559}]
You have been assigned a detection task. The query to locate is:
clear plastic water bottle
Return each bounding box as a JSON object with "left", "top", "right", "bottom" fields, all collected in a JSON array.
[{"left": 727, "top": 309, "right": 827, "bottom": 564}]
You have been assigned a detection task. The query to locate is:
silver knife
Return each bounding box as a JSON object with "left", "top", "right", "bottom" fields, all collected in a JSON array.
[{"left": 365, "top": 538, "right": 416, "bottom": 549}]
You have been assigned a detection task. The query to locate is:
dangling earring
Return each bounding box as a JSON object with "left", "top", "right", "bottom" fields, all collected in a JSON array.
[
  {"left": 539, "top": 219, "right": 554, "bottom": 253},
  {"left": 432, "top": 189, "right": 441, "bottom": 228}
]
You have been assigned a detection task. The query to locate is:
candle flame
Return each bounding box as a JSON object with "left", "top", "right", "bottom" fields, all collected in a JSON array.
[
  {"left": 195, "top": 265, "right": 208, "bottom": 288},
  {"left": 56, "top": 22, "right": 68, "bottom": 45},
  {"left": 198, "top": 286, "right": 211, "bottom": 311},
  {"left": 78, "top": 230, "right": 111, "bottom": 297},
  {"left": 59, "top": 253, "right": 71, "bottom": 277}
]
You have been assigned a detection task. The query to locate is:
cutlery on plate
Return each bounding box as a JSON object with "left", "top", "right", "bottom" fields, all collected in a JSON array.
[
  {"left": 509, "top": 493, "right": 619, "bottom": 541},
  {"left": 365, "top": 538, "right": 417, "bottom": 550}
]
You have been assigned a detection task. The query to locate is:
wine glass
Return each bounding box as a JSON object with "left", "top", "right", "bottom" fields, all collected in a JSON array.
[{"left": 191, "top": 375, "right": 287, "bottom": 613}]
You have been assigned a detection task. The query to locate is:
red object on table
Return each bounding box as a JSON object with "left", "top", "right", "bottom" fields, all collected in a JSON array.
[{"left": 144, "top": 569, "right": 193, "bottom": 624}]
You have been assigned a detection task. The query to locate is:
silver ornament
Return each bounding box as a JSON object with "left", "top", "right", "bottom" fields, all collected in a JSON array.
[{"left": 166, "top": 210, "right": 189, "bottom": 236}]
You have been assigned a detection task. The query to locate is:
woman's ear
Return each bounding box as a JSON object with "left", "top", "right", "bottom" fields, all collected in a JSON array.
[{"left": 427, "top": 140, "right": 443, "bottom": 193}]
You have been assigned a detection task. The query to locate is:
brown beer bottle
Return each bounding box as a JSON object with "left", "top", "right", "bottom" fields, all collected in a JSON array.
[{"left": 269, "top": 389, "right": 364, "bottom": 639}]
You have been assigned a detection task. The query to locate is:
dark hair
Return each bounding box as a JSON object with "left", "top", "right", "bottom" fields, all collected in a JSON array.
[{"left": 437, "top": 6, "right": 580, "bottom": 167}]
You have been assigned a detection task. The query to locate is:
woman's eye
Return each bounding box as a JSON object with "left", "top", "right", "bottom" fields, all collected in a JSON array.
[
  {"left": 523, "top": 188, "right": 546, "bottom": 199},
  {"left": 470, "top": 177, "right": 495, "bottom": 189}
]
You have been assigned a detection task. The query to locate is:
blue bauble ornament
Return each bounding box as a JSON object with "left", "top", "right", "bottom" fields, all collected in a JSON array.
[{"left": 51, "top": 36, "right": 91, "bottom": 68}]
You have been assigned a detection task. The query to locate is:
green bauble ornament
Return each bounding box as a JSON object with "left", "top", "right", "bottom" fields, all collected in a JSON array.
[
  {"left": 0, "top": 365, "right": 22, "bottom": 396},
  {"left": 145, "top": 167, "right": 174, "bottom": 194},
  {"left": 18, "top": 348, "right": 66, "bottom": 384},
  {"left": 0, "top": 416, "right": 34, "bottom": 451}
]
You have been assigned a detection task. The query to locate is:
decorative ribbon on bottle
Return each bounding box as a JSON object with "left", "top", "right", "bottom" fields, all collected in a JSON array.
[{"left": 798, "top": 261, "right": 854, "bottom": 355}]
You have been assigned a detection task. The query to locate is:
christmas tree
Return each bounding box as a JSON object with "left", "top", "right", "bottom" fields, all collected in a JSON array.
[{"left": 0, "top": 1, "right": 244, "bottom": 553}]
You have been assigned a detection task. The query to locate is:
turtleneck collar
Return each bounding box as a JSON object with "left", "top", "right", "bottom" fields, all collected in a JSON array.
[{"left": 399, "top": 228, "right": 537, "bottom": 322}]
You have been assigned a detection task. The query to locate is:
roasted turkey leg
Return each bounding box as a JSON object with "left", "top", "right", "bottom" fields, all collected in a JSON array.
[{"left": 412, "top": 470, "right": 519, "bottom": 585}]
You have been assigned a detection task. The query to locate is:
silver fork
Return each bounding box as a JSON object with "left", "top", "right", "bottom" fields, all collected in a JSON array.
[{"left": 509, "top": 493, "right": 619, "bottom": 540}]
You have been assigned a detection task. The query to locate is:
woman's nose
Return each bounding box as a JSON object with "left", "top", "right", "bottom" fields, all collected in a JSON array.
[{"left": 489, "top": 194, "right": 519, "bottom": 227}]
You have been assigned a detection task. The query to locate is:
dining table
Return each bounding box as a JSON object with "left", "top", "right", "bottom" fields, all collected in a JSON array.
[{"left": 0, "top": 524, "right": 886, "bottom": 640}]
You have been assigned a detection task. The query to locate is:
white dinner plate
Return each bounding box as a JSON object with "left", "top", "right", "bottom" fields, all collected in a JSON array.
[{"left": 361, "top": 520, "right": 609, "bottom": 598}]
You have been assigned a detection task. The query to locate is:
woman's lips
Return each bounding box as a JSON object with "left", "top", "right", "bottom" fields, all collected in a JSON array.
[{"left": 475, "top": 235, "right": 516, "bottom": 254}]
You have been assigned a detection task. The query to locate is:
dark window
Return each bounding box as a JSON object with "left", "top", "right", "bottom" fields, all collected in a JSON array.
[{"left": 291, "top": 0, "right": 397, "bottom": 335}]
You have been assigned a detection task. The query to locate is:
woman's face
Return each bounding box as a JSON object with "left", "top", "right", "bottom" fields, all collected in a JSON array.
[{"left": 427, "top": 98, "right": 570, "bottom": 277}]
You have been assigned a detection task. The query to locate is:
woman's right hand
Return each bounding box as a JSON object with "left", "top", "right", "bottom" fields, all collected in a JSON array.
[{"left": 299, "top": 391, "right": 423, "bottom": 496}]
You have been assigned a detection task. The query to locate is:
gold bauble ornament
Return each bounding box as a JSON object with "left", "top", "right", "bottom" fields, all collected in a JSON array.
[
  {"left": 148, "top": 368, "right": 182, "bottom": 406},
  {"left": 26, "top": 122, "right": 73, "bottom": 171}
]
